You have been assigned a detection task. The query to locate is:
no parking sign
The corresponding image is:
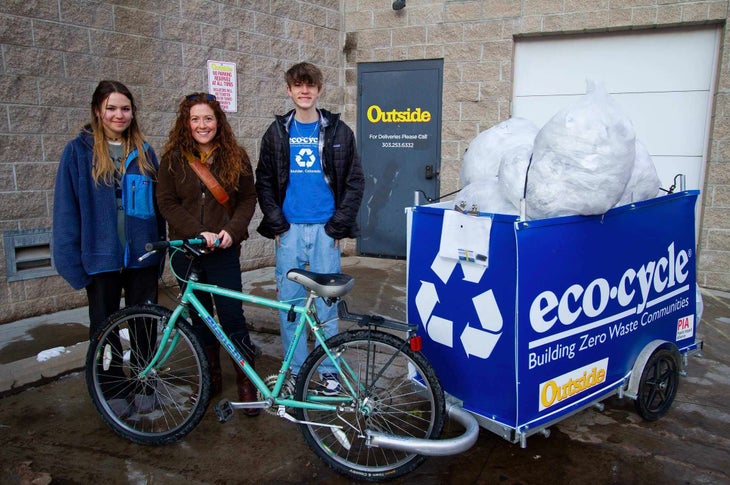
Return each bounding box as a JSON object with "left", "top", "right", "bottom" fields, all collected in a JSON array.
[{"left": 207, "top": 60, "right": 237, "bottom": 112}]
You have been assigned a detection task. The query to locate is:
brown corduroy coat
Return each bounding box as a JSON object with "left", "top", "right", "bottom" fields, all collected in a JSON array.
[{"left": 157, "top": 150, "right": 257, "bottom": 246}]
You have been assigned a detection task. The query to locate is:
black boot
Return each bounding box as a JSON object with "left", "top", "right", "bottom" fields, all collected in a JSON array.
[
  {"left": 204, "top": 343, "right": 223, "bottom": 397},
  {"left": 232, "top": 357, "right": 260, "bottom": 417}
]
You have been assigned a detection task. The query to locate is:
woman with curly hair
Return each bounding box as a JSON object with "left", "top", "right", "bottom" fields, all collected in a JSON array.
[{"left": 157, "top": 93, "right": 259, "bottom": 415}]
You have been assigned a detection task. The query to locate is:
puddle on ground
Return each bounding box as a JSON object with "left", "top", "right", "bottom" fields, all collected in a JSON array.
[{"left": 0, "top": 323, "right": 89, "bottom": 364}]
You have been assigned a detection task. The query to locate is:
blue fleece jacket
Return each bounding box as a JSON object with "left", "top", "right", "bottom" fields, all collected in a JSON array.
[{"left": 52, "top": 127, "right": 165, "bottom": 290}]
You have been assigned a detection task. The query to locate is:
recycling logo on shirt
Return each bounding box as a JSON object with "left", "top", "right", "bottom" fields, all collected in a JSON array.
[
  {"left": 413, "top": 212, "right": 503, "bottom": 359},
  {"left": 295, "top": 148, "right": 316, "bottom": 168}
]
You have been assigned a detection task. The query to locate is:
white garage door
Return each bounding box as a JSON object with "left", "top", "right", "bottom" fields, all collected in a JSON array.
[{"left": 513, "top": 26, "right": 721, "bottom": 199}]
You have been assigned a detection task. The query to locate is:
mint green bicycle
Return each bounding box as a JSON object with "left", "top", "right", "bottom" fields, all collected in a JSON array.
[{"left": 85, "top": 238, "right": 477, "bottom": 481}]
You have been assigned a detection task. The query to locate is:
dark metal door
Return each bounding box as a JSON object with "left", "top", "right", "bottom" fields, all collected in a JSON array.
[{"left": 356, "top": 59, "right": 443, "bottom": 258}]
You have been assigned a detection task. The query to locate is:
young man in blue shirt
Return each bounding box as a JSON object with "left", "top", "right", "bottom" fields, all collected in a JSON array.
[{"left": 256, "top": 62, "right": 364, "bottom": 392}]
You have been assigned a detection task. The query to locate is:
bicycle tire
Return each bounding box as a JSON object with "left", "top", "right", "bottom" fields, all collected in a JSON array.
[
  {"left": 295, "top": 329, "right": 445, "bottom": 482},
  {"left": 85, "top": 304, "right": 210, "bottom": 445}
]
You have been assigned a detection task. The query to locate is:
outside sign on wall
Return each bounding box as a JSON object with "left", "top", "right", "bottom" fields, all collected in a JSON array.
[{"left": 207, "top": 60, "right": 237, "bottom": 112}]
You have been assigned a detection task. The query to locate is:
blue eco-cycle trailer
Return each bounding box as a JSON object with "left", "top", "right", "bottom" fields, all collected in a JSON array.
[{"left": 406, "top": 191, "right": 703, "bottom": 445}]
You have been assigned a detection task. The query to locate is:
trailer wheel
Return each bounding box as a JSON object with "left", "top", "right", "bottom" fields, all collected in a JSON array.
[{"left": 634, "top": 348, "right": 680, "bottom": 421}]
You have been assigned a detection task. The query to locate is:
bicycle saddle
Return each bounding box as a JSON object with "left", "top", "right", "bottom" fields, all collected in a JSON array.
[{"left": 286, "top": 269, "right": 355, "bottom": 298}]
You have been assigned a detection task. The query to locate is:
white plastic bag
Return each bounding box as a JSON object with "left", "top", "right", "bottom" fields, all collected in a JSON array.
[
  {"left": 454, "top": 177, "right": 519, "bottom": 216},
  {"left": 615, "top": 139, "right": 661, "bottom": 206},
  {"left": 461, "top": 118, "right": 539, "bottom": 186},
  {"left": 525, "top": 81, "right": 636, "bottom": 219},
  {"left": 494, "top": 119, "right": 539, "bottom": 209}
]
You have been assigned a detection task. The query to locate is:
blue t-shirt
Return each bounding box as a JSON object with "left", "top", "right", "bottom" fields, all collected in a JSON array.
[{"left": 283, "top": 120, "right": 335, "bottom": 223}]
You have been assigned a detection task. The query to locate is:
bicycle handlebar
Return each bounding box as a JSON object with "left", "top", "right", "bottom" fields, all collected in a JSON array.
[
  {"left": 139, "top": 238, "right": 207, "bottom": 262},
  {"left": 145, "top": 238, "right": 207, "bottom": 251}
]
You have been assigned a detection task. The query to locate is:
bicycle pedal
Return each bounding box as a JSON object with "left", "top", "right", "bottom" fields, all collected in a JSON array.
[{"left": 214, "top": 399, "right": 234, "bottom": 423}]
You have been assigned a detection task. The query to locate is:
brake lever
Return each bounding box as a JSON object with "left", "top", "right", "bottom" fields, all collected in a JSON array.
[
  {"left": 183, "top": 241, "right": 205, "bottom": 257},
  {"left": 138, "top": 250, "right": 157, "bottom": 262}
]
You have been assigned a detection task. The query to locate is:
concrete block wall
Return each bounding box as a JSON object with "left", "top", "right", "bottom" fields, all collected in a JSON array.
[
  {"left": 1, "top": 0, "right": 730, "bottom": 323},
  {"left": 343, "top": 0, "right": 730, "bottom": 291},
  {"left": 0, "top": 0, "right": 346, "bottom": 323}
]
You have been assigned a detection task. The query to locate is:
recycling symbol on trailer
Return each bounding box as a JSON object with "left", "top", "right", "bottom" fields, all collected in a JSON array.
[
  {"left": 414, "top": 255, "right": 503, "bottom": 359},
  {"left": 295, "top": 148, "right": 316, "bottom": 168}
]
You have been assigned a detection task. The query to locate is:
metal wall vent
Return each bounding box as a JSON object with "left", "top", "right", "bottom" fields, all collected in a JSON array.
[{"left": 4, "top": 228, "right": 55, "bottom": 282}]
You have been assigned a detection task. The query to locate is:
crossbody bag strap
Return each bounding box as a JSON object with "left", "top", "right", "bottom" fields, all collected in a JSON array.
[{"left": 182, "top": 150, "right": 233, "bottom": 216}]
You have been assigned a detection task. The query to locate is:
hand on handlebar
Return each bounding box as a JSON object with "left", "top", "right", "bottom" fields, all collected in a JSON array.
[
  {"left": 199, "top": 231, "right": 219, "bottom": 249},
  {"left": 200, "top": 230, "right": 232, "bottom": 249},
  {"left": 216, "top": 230, "right": 233, "bottom": 248}
]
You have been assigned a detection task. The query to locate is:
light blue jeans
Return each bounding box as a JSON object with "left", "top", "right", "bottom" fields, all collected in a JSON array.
[{"left": 276, "top": 223, "right": 340, "bottom": 375}]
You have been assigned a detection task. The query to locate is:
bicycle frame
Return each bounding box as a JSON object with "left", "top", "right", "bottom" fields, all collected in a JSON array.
[{"left": 139, "top": 266, "right": 353, "bottom": 412}]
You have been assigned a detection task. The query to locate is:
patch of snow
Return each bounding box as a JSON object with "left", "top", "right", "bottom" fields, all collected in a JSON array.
[{"left": 37, "top": 347, "right": 69, "bottom": 362}]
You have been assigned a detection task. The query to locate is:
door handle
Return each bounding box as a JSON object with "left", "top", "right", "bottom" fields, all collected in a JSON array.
[{"left": 425, "top": 165, "right": 438, "bottom": 180}]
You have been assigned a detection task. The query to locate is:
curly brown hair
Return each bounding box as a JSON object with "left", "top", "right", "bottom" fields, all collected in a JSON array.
[{"left": 162, "top": 93, "right": 252, "bottom": 188}]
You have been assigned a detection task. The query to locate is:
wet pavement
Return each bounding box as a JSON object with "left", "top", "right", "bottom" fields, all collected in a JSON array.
[{"left": 1, "top": 256, "right": 730, "bottom": 484}]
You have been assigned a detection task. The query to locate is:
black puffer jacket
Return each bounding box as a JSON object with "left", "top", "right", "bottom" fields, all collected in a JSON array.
[{"left": 255, "top": 109, "right": 364, "bottom": 240}]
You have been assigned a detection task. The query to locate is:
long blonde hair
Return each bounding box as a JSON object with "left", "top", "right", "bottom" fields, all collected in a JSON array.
[{"left": 89, "top": 80, "right": 154, "bottom": 184}]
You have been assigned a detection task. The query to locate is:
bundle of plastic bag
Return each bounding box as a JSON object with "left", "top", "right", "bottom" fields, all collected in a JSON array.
[
  {"left": 497, "top": 120, "right": 539, "bottom": 209},
  {"left": 525, "top": 81, "right": 636, "bottom": 219},
  {"left": 454, "top": 177, "right": 520, "bottom": 216},
  {"left": 615, "top": 139, "right": 661, "bottom": 207},
  {"left": 460, "top": 118, "right": 539, "bottom": 186}
]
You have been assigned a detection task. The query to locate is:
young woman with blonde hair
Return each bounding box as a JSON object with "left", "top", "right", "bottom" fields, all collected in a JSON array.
[{"left": 53, "top": 80, "right": 165, "bottom": 417}]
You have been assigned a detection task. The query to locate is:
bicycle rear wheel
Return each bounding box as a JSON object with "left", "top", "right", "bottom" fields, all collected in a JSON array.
[
  {"left": 296, "top": 329, "right": 445, "bottom": 482},
  {"left": 85, "top": 304, "right": 210, "bottom": 445}
]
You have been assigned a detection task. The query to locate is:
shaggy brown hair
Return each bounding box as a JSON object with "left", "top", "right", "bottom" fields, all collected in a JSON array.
[{"left": 285, "top": 62, "right": 324, "bottom": 89}]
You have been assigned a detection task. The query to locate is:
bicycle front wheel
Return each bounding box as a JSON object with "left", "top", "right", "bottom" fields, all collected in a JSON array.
[
  {"left": 296, "top": 329, "right": 445, "bottom": 482},
  {"left": 85, "top": 304, "right": 210, "bottom": 445}
]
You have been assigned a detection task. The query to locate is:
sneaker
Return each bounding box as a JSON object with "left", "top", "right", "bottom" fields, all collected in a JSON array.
[
  {"left": 133, "top": 392, "right": 159, "bottom": 414},
  {"left": 319, "top": 373, "right": 342, "bottom": 396}
]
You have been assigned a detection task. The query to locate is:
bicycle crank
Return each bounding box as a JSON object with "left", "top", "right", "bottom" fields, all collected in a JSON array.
[{"left": 260, "top": 374, "right": 294, "bottom": 415}]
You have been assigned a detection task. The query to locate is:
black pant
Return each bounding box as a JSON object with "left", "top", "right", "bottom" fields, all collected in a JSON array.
[
  {"left": 170, "top": 246, "right": 252, "bottom": 351},
  {"left": 85, "top": 265, "right": 159, "bottom": 338},
  {"left": 85, "top": 265, "right": 159, "bottom": 398}
]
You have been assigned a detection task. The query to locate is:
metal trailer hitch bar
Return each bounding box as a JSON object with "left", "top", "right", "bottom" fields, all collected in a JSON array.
[
  {"left": 222, "top": 399, "right": 479, "bottom": 456},
  {"left": 366, "top": 402, "right": 479, "bottom": 456}
]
